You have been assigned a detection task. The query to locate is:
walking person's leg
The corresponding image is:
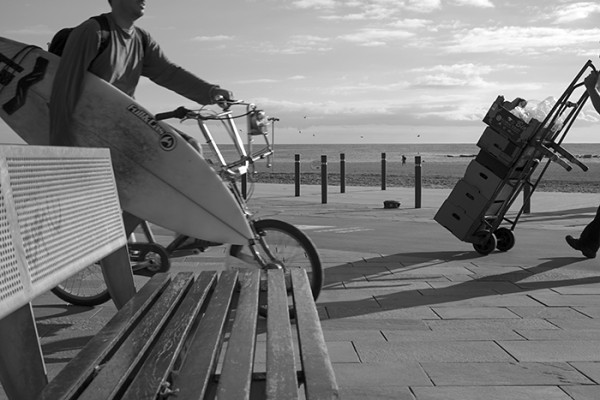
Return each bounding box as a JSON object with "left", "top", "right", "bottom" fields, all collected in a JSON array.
[{"left": 566, "top": 204, "right": 600, "bottom": 258}]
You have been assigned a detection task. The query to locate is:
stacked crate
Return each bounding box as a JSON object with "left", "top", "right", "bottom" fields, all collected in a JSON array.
[{"left": 434, "top": 96, "right": 542, "bottom": 243}]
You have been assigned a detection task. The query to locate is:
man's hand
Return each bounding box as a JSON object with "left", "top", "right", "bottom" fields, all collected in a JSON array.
[{"left": 210, "top": 86, "right": 234, "bottom": 103}]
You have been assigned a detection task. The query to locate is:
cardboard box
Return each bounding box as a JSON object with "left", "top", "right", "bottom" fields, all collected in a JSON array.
[
  {"left": 477, "top": 127, "right": 523, "bottom": 166},
  {"left": 463, "top": 160, "right": 514, "bottom": 199},
  {"left": 434, "top": 200, "right": 483, "bottom": 241},
  {"left": 446, "top": 179, "right": 489, "bottom": 219}
]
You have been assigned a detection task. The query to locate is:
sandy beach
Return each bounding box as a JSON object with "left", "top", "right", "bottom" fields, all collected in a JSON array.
[{"left": 250, "top": 158, "right": 600, "bottom": 193}]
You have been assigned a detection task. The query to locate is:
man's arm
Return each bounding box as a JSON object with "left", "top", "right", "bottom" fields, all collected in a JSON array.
[
  {"left": 139, "top": 29, "right": 231, "bottom": 105},
  {"left": 49, "top": 20, "right": 103, "bottom": 146}
]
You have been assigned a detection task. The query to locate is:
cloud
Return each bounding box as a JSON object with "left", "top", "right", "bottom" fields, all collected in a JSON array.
[
  {"left": 412, "top": 63, "right": 494, "bottom": 88},
  {"left": 292, "top": 0, "right": 336, "bottom": 9},
  {"left": 445, "top": 26, "right": 600, "bottom": 54},
  {"left": 191, "top": 35, "right": 234, "bottom": 42},
  {"left": 6, "top": 25, "right": 53, "bottom": 36},
  {"left": 451, "top": 0, "right": 494, "bottom": 8},
  {"left": 338, "top": 28, "right": 415, "bottom": 46},
  {"left": 269, "top": 35, "right": 332, "bottom": 54},
  {"left": 404, "top": 0, "right": 442, "bottom": 13},
  {"left": 551, "top": 2, "right": 600, "bottom": 24}
]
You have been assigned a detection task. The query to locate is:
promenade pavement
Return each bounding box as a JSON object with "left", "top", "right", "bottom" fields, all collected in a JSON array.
[{"left": 10, "top": 183, "right": 600, "bottom": 399}]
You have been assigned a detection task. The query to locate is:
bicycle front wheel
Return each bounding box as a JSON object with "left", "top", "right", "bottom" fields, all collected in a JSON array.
[
  {"left": 51, "top": 263, "right": 110, "bottom": 306},
  {"left": 228, "top": 218, "right": 323, "bottom": 301}
]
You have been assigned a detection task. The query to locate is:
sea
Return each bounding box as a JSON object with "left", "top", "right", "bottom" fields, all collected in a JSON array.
[{"left": 217, "top": 143, "right": 600, "bottom": 165}]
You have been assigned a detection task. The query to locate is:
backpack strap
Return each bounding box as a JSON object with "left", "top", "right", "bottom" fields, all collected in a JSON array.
[{"left": 90, "top": 14, "right": 110, "bottom": 60}]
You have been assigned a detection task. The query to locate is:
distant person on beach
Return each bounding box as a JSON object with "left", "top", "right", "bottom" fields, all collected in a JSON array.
[
  {"left": 565, "top": 70, "right": 600, "bottom": 258},
  {"left": 402, "top": 155, "right": 407, "bottom": 165},
  {"left": 49, "top": 0, "right": 234, "bottom": 237}
]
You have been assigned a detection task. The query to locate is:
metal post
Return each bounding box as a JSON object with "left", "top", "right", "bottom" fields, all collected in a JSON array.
[
  {"left": 381, "top": 152, "right": 387, "bottom": 191},
  {"left": 295, "top": 154, "right": 300, "bottom": 197},
  {"left": 321, "top": 155, "right": 328, "bottom": 204},
  {"left": 340, "top": 153, "right": 346, "bottom": 193},
  {"left": 415, "top": 155, "right": 422, "bottom": 209}
]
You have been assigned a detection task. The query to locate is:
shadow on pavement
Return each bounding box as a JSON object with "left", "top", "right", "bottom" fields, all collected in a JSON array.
[{"left": 320, "top": 251, "right": 599, "bottom": 319}]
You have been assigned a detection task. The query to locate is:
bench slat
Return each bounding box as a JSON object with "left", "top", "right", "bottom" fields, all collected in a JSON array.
[
  {"left": 266, "top": 269, "right": 299, "bottom": 400},
  {"left": 291, "top": 268, "right": 340, "bottom": 400},
  {"left": 216, "top": 270, "right": 260, "bottom": 400},
  {"left": 78, "top": 272, "right": 195, "bottom": 400},
  {"left": 39, "top": 272, "right": 172, "bottom": 400},
  {"left": 120, "top": 271, "right": 218, "bottom": 400},
  {"left": 172, "top": 270, "right": 239, "bottom": 399}
]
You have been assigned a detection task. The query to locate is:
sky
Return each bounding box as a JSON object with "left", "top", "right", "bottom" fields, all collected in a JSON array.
[{"left": 2, "top": 0, "right": 600, "bottom": 144}]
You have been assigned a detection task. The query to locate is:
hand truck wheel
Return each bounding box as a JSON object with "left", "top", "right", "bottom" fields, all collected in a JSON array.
[
  {"left": 494, "top": 228, "right": 515, "bottom": 252},
  {"left": 472, "top": 231, "right": 496, "bottom": 255}
]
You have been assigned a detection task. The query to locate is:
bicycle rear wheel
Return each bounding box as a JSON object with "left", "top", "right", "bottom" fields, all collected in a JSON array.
[
  {"left": 51, "top": 263, "right": 110, "bottom": 306},
  {"left": 228, "top": 218, "right": 323, "bottom": 301}
]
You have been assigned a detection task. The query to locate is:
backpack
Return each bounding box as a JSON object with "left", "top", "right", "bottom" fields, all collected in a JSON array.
[{"left": 48, "top": 14, "right": 110, "bottom": 59}]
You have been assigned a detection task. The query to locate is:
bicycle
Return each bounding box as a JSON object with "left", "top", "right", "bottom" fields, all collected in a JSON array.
[{"left": 51, "top": 100, "right": 324, "bottom": 308}]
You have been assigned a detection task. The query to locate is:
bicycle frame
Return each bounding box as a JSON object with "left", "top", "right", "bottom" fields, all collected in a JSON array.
[{"left": 136, "top": 102, "right": 281, "bottom": 271}]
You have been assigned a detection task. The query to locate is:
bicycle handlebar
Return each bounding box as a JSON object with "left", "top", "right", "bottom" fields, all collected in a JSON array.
[{"left": 155, "top": 106, "right": 191, "bottom": 121}]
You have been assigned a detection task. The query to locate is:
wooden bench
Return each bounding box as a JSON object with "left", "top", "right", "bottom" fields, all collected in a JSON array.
[{"left": 0, "top": 145, "right": 340, "bottom": 399}]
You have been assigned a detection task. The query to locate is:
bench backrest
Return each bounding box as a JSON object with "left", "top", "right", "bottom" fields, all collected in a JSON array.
[{"left": 0, "top": 145, "right": 126, "bottom": 319}]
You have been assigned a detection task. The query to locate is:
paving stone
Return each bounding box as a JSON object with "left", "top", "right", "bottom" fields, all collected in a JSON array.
[
  {"left": 383, "top": 328, "right": 522, "bottom": 342},
  {"left": 548, "top": 318, "right": 600, "bottom": 330},
  {"left": 324, "top": 329, "right": 387, "bottom": 342},
  {"left": 326, "top": 341, "right": 360, "bottom": 363},
  {"left": 421, "top": 362, "right": 593, "bottom": 386},
  {"left": 427, "top": 281, "right": 521, "bottom": 294},
  {"left": 354, "top": 341, "right": 513, "bottom": 363},
  {"left": 334, "top": 362, "right": 431, "bottom": 388},
  {"left": 560, "top": 385, "right": 600, "bottom": 400},
  {"left": 432, "top": 307, "right": 519, "bottom": 319},
  {"left": 498, "top": 340, "right": 600, "bottom": 362},
  {"left": 411, "top": 385, "right": 573, "bottom": 400},
  {"left": 343, "top": 281, "right": 431, "bottom": 290},
  {"left": 321, "top": 318, "right": 429, "bottom": 331},
  {"left": 426, "top": 318, "right": 558, "bottom": 331},
  {"left": 530, "top": 293, "right": 600, "bottom": 307},
  {"left": 326, "top": 306, "right": 438, "bottom": 320},
  {"left": 376, "top": 293, "right": 542, "bottom": 309},
  {"left": 570, "top": 362, "right": 600, "bottom": 383},
  {"left": 517, "top": 329, "right": 600, "bottom": 341},
  {"left": 551, "top": 284, "right": 600, "bottom": 295},
  {"left": 338, "top": 386, "right": 416, "bottom": 400},
  {"left": 508, "top": 306, "right": 591, "bottom": 319},
  {"left": 575, "top": 307, "right": 600, "bottom": 318}
]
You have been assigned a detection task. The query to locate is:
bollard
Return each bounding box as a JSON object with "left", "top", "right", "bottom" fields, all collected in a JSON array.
[
  {"left": 295, "top": 154, "right": 301, "bottom": 197},
  {"left": 415, "top": 155, "right": 422, "bottom": 209},
  {"left": 321, "top": 155, "right": 328, "bottom": 204},
  {"left": 523, "top": 181, "right": 531, "bottom": 214},
  {"left": 381, "top": 152, "right": 387, "bottom": 191},
  {"left": 340, "top": 153, "right": 346, "bottom": 193}
]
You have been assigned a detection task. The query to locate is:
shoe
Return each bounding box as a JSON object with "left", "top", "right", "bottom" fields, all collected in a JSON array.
[{"left": 565, "top": 235, "right": 597, "bottom": 259}]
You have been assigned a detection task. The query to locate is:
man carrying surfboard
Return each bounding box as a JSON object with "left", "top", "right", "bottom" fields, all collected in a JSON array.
[
  {"left": 49, "top": 0, "right": 234, "bottom": 236},
  {"left": 49, "top": 0, "right": 233, "bottom": 148}
]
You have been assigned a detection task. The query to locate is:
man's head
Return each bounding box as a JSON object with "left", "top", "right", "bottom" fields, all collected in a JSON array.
[{"left": 109, "top": 0, "right": 146, "bottom": 21}]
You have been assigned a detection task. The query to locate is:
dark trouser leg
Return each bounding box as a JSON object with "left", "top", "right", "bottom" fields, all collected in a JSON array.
[{"left": 579, "top": 204, "right": 600, "bottom": 251}]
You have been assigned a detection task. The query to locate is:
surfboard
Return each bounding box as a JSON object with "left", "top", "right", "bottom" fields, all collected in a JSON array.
[{"left": 0, "top": 36, "right": 253, "bottom": 245}]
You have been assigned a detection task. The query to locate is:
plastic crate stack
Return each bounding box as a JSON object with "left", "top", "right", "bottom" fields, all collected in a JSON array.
[{"left": 434, "top": 96, "right": 542, "bottom": 244}]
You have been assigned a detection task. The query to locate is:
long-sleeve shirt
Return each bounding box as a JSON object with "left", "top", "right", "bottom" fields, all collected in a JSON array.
[{"left": 49, "top": 12, "right": 217, "bottom": 145}]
